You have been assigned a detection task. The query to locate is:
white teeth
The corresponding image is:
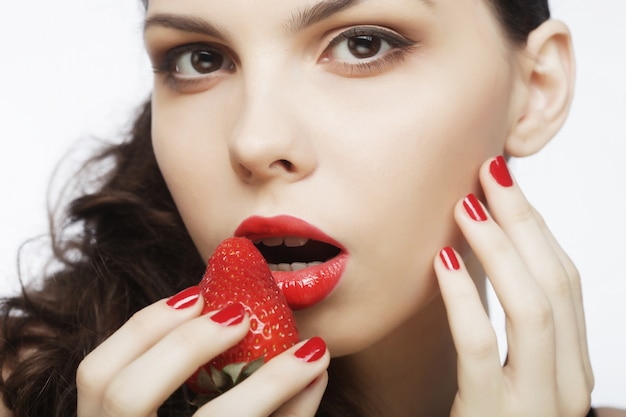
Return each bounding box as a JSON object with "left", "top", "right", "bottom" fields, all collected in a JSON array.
[
  {"left": 291, "top": 262, "right": 308, "bottom": 271},
  {"left": 257, "top": 236, "right": 309, "bottom": 248},
  {"left": 261, "top": 237, "right": 283, "bottom": 247},
  {"left": 257, "top": 236, "right": 317, "bottom": 271},
  {"left": 277, "top": 263, "right": 292, "bottom": 271},
  {"left": 268, "top": 261, "right": 323, "bottom": 272},
  {"left": 284, "top": 236, "right": 309, "bottom": 247}
]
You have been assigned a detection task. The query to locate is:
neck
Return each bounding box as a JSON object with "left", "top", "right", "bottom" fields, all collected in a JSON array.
[{"left": 335, "top": 255, "right": 487, "bottom": 417}]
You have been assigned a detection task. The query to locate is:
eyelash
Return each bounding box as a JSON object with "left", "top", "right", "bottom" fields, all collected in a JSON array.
[
  {"left": 153, "top": 43, "right": 235, "bottom": 92},
  {"left": 152, "top": 26, "right": 419, "bottom": 92},
  {"left": 321, "top": 26, "right": 418, "bottom": 76}
]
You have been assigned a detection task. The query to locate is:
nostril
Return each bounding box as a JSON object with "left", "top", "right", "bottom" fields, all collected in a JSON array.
[{"left": 272, "top": 159, "right": 295, "bottom": 172}]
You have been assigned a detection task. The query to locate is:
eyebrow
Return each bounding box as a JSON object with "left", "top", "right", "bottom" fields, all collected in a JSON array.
[
  {"left": 144, "top": 0, "right": 436, "bottom": 38},
  {"left": 144, "top": 13, "right": 226, "bottom": 41},
  {"left": 287, "top": 0, "right": 436, "bottom": 32},
  {"left": 286, "top": 0, "right": 362, "bottom": 32}
]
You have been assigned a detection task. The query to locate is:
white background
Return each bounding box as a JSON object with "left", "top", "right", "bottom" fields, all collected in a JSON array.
[{"left": 0, "top": 0, "right": 624, "bottom": 409}]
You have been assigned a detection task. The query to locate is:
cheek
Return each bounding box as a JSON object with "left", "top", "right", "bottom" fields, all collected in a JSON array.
[
  {"left": 322, "top": 60, "right": 513, "bottom": 235},
  {"left": 150, "top": 96, "right": 236, "bottom": 258},
  {"left": 303, "top": 61, "right": 515, "bottom": 339}
]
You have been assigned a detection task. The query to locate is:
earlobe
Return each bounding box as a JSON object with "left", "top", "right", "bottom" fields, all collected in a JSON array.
[{"left": 505, "top": 20, "right": 576, "bottom": 157}]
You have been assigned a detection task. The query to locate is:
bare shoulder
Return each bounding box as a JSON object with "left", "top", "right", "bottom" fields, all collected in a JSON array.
[{"left": 597, "top": 408, "right": 626, "bottom": 417}]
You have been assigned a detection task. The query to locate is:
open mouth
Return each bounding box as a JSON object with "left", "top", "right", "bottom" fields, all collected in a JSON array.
[{"left": 254, "top": 237, "right": 342, "bottom": 272}]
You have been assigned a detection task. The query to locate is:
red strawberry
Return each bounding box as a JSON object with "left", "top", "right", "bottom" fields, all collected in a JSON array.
[{"left": 186, "top": 237, "right": 299, "bottom": 402}]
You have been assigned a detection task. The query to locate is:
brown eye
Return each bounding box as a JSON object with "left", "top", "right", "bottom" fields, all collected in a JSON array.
[
  {"left": 327, "top": 28, "right": 400, "bottom": 63},
  {"left": 347, "top": 35, "right": 383, "bottom": 59},
  {"left": 186, "top": 50, "right": 225, "bottom": 73},
  {"left": 173, "top": 47, "right": 234, "bottom": 76}
]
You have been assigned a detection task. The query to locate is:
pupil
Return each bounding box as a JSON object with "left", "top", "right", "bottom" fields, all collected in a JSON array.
[
  {"left": 348, "top": 36, "right": 381, "bottom": 59},
  {"left": 192, "top": 50, "right": 223, "bottom": 73}
]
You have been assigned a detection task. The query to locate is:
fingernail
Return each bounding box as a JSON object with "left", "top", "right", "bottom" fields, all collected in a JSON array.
[
  {"left": 489, "top": 155, "right": 513, "bottom": 187},
  {"left": 167, "top": 286, "right": 200, "bottom": 310},
  {"left": 295, "top": 337, "right": 326, "bottom": 363},
  {"left": 439, "top": 247, "right": 460, "bottom": 271},
  {"left": 463, "top": 193, "right": 488, "bottom": 222},
  {"left": 210, "top": 303, "right": 245, "bottom": 326}
]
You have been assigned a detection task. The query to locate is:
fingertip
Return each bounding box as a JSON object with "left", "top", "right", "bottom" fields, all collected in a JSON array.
[
  {"left": 165, "top": 286, "right": 204, "bottom": 314},
  {"left": 434, "top": 247, "right": 469, "bottom": 300},
  {"left": 438, "top": 246, "right": 461, "bottom": 272},
  {"left": 208, "top": 302, "right": 247, "bottom": 327},
  {"left": 434, "top": 247, "right": 479, "bottom": 303},
  {"left": 478, "top": 154, "right": 512, "bottom": 185},
  {"left": 452, "top": 193, "right": 491, "bottom": 228},
  {"left": 488, "top": 155, "right": 514, "bottom": 187},
  {"left": 294, "top": 337, "right": 329, "bottom": 365}
]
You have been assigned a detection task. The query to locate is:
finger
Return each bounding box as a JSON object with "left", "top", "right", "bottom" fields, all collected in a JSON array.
[
  {"left": 101, "top": 304, "right": 249, "bottom": 417},
  {"left": 272, "top": 371, "right": 329, "bottom": 417},
  {"left": 454, "top": 193, "right": 557, "bottom": 389},
  {"left": 480, "top": 157, "right": 590, "bottom": 396},
  {"left": 199, "top": 337, "right": 330, "bottom": 417},
  {"left": 434, "top": 247, "right": 503, "bottom": 403},
  {"left": 77, "top": 286, "right": 204, "bottom": 416},
  {"left": 531, "top": 207, "right": 594, "bottom": 388},
  {"left": 481, "top": 157, "right": 577, "bottom": 329}
]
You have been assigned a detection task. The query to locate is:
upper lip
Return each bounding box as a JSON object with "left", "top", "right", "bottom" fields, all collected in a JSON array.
[
  {"left": 234, "top": 215, "right": 345, "bottom": 265},
  {"left": 234, "top": 215, "right": 344, "bottom": 250}
]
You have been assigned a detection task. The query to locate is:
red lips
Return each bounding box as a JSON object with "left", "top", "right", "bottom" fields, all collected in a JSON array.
[{"left": 235, "top": 215, "right": 348, "bottom": 310}]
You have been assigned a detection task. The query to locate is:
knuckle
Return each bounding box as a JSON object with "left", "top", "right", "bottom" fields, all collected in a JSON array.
[
  {"left": 512, "top": 297, "right": 554, "bottom": 330},
  {"left": 169, "top": 323, "right": 204, "bottom": 353},
  {"left": 541, "top": 268, "right": 572, "bottom": 298},
  {"left": 565, "top": 265, "right": 582, "bottom": 292},
  {"left": 76, "top": 355, "right": 104, "bottom": 395},
  {"left": 530, "top": 205, "right": 546, "bottom": 226},
  {"left": 261, "top": 365, "right": 291, "bottom": 392},
  {"left": 490, "top": 235, "right": 513, "bottom": 255},
  {"left": 562, "top": 254, "right": 580, "bottom": 277},
  {"left": 460, "top": 330, "right": 499, "bottom": 359},
  {"left": 508, "top": 200, "right": 536, "bottom": 225},
  {"left": 125, "top": 309, "right": 158, "bottom": 340}
]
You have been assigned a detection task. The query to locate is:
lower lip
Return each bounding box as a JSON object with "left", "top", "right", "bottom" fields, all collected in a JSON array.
[{"left": 272, "top": 252, "right": 348, "bottom": 310}]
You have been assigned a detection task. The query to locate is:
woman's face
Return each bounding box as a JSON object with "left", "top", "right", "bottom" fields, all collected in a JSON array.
[{"left": 145, "top": 0, "right": 525, "bottom": 355}]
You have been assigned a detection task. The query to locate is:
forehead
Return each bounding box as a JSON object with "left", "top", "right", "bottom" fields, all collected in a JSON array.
[{"left": 145, "top": 0, "right": 502, "bottom": 43}]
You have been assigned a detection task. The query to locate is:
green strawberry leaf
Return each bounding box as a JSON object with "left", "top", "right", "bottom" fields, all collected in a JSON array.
[
  {"left": 209, "top": 364, "right": 233, "bottom": 392},
  {"left": 241, "top": 357, "right": 265, "bottom": 380}
]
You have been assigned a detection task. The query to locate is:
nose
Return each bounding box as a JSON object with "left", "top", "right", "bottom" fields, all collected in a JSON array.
[{"left": 228, "top": 84, "right": 317, "bottom": 185}]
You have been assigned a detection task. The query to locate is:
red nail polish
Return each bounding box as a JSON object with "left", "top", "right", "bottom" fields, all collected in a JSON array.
[
  {"left": 295, "top": 337, "right": 326, "bottom": 363},
  {"left": 489, "top": 155, "right": 513, "bottom": 187},
  {"left": 210, "top": 303, "right": 245, "bottom": 326},
  {"left": 440, "top": 247, "right": 460, "bottom": 271},
  {"left": 167, "top": 286, "right": 200, "bottom": 310},
  {"left": 463, "top": 194, "right": 488, "bottom": 222}
]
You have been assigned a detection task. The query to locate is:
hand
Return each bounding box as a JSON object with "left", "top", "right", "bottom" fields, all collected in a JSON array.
[
  {"left": 434, "top": 156, "right": 594, "bottom": 417},
  {"left": 76, "top": 288, "right": 329, "bottom": 417}
]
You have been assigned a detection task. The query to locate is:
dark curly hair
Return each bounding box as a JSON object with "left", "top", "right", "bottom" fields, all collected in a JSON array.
[{"left": 0, "top": 1, "right": 550, "bottom": 416}]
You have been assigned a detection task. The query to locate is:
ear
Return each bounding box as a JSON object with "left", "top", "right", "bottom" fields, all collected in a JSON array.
[{"left": 505, "top": 19, "right": 576, "bottom": 157}]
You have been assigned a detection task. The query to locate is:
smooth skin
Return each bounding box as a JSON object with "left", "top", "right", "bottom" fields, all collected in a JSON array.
[{"left": 0, "top": 0, "right": 617, "bottom": 416}]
